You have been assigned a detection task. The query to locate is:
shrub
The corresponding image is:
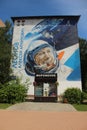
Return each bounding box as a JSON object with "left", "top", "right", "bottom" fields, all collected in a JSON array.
[
  {"left": 0, "top": 83, "right": 4, "bottom": 89},
  {"left": 63, "top": 88, "right": 82, "bottom": 104},
  {"left": 0, "top": 88, "right": 8, "bottom": 103},
  {"left": 81, "top": 91, "right": 87, "bottom": 103},
  {"left": 0, "top": 79, "right": 28, "bottom": 104}
]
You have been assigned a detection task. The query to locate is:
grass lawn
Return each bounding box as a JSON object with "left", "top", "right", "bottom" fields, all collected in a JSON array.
[
  {"left": 0, "top": 103, "right": 12, "bottom": 109},
  {"left": 73, "top": 104, "right": 87, "bottom": 111}
]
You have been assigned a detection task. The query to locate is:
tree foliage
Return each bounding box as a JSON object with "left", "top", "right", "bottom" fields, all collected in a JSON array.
[
  {"left": 79, "top": 38, "right": 87, "bottom": 91},
  {"left": 0, "top": 20, "right": 12, "bottom": 84}
]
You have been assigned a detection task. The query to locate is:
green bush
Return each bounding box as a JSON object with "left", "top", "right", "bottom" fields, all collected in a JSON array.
[
  {"left": 63, "top": 88, "right": 82, "bottom": 104},
  {"left": 81, "top": 91, "right": 87, "bottom": 102},
  {"left": 0, "top": 83, "right": 4, "bottom": 89},
  {"left": 0, "top": 79, "right": 28, "bottom": 104},
  {"left": 0, "top": 88, "right": 8, "bottom": 103}
]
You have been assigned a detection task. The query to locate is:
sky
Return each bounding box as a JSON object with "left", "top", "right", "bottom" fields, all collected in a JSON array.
[{"left": 0, "top": 0, "right": 87, "bottom": 40}]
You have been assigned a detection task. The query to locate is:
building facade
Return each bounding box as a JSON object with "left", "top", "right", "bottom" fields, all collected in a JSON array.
[{"left": 11, "top": 16, "right": 82, "bottom": 100}]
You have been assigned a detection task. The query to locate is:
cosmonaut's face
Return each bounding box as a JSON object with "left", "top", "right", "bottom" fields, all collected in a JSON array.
[{"left": 34, "top": 47, "right": 56, "bottom": 71}]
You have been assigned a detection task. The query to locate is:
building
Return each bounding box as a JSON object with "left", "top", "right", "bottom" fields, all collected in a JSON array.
[{"left": 11, "top": 16, "right": 82, "bottom": 101}]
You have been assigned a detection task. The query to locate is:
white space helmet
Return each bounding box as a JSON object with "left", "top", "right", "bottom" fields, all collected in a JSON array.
[{"left": 24, "top": 40, "right": 59, "bottom": 76}]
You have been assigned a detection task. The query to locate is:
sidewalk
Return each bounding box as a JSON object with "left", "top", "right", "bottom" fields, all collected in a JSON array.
[
  {"left": 0, "top": 110, "right": 87, "bottom": 130},
  {"left": 0, "top": 102, "right": 87, "bottom": 130},
  {"left": 7, "top": 102, "right": 77, "bottom": 111}
]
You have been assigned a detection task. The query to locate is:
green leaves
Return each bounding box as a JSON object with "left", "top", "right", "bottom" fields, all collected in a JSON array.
[
  {"left": 79, "top": 38, "right": 87, "bottom": 91},
  {"left": 0, "top": 80, "right": 28, "bottom": 104},
  {"left": 63, "top": 88, "right": 82, "bottom": 104},
  {"left": 0, "top": 20, "right": 12, "bottom": 84}
]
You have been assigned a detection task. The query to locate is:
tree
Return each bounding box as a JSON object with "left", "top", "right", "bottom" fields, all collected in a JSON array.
[
  {"left": 0, "top": 20, "right": 12, "bottom": 84},
  {"left": 79, "top": 38, "right": 87, "bottom": 91}
]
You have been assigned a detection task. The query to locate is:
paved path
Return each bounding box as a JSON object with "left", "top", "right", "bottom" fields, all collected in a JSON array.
[
  {"left": 0, "top": 110, "right": 87, "bottom": 130},
  {"left": 1, "top": 102, "right": 87, "bottom": 130},
  {"left": 7, "top": 102, "right": 76, "bottom": 111}
]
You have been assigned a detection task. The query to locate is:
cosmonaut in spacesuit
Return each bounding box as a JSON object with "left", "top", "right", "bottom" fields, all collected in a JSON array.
[{"left": 24, "top": 40, "right": 59, "bottom": 76}]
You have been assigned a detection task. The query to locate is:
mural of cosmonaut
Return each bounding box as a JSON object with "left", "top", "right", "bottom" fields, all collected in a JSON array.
[
  {"left": 23, "top": 18, "right": 81, "bottom": 81},
  {"left": 12, "top": 17, "right": 81, "bottom": 81},
  {"left": 24, "top": 40, "right": 59, "bottom": 76}
]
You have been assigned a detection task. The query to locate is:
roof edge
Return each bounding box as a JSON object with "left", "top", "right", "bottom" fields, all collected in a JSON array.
[{"left": 11, "top": 15, "right": 80, "bottom": 22}]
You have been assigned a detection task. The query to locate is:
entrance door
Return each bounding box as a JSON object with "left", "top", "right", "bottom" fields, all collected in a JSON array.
[
  {"left": 43, "top": 83, "right": 49, "bottom": 96},
  {"left": 34, "top": 82, "right": 57, "bottom": 102}
]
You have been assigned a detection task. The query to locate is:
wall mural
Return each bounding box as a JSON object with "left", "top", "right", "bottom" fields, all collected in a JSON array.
[{"left": 12, "top": 18, "right": 81, "bottom": 81}]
